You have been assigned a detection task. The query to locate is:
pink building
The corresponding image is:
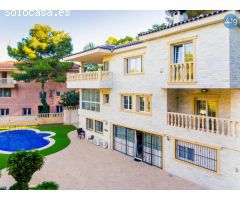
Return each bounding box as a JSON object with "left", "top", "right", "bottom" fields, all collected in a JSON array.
[{"left": 0, "top": 61, "right": 78, "bottom": 116}]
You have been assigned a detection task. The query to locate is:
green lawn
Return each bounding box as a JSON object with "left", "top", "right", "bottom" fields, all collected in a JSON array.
[{"left": 0, "top": 124, "right": 77, "bottom": 170}]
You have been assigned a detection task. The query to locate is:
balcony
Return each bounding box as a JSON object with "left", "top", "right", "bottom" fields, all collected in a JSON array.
[
  {"left": 167, "top": 112, "right": 240, "bottom": 138},
  {"left": 168, "top": 61, "right": 195, "bottom": 84},
  {"left": 0, "top": 78, "right": 17, "bottom": 88},
  {"left": 67, "top": 69, "right": 113, "bottom": 89}
]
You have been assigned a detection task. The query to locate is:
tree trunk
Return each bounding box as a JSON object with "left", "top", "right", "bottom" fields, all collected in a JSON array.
[{"left": 40, "top": 82, "right": 49, "bottom": 113}]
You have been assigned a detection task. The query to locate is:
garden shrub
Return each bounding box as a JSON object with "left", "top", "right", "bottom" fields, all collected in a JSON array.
[
  {"left": 34, "top": 181, "right": 59, "bottom": 190},
  {"left": 7, "top": 151, "right": 45, "bottom": 190},
  {"left": 9, "top": 183, "right": 22, "bottom": 190}
]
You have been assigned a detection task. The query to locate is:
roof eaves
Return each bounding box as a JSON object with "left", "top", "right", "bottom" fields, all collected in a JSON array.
[
  {"left": 138, "top": 10, "right": 227, "bottom": 37},
  {"left": 64, "top": 41, "right": 143, "bottom": 58},
  {"left": 113, "top": 40, "right": 143, "bottom": 50},
  {"left": 64, "top": 46, "right": 112, "bottom": 58}
]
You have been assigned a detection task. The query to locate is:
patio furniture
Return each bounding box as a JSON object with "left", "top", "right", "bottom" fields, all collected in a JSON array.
[
  {"left": 93, "top": 137, "right": 100, "bottom": 146},
  {"left": 77, "top": 128, "right": 85, "bottom": 139},
  {"left": 88, "top": 135, "right": 94, "bottom": 142}
]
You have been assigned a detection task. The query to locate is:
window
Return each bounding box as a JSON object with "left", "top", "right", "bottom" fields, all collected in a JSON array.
[
  {"left": 187, "top": 148, "right": 195, "bottom": 161},
  {"left": 22, "top": 108, "right": 31, "bottom": 116},
  {"left": 82, "top": 89, "right": 100, "bottom": 112},
  {"left": 95, "top": 120, "right": 103, "bottom": 133},
  {"left": 86, "top": 118, "right": 94, "bottom": 130},
  {"left": 173, "top": 42, "right": 193, "bottom": 64},
  {"left": 103, "top": 94, "right": 110, "bottom": 104},
  {"left": 56, "top": 105, "right": 63, "bottom": 113},
  {"left": 136, "top": 95, "right": 151, "bottom": 113},
  {"left": 56, "top": 91, "right": 61, "bottom": 97},
  {"left": 0, "top": 108, "right": 9, "bottom": 116},
  {"left": 122, "top": 95, "right": 132, "bottom": 110},
  {"left": 1, "top": 72, "right": 7, "bottom": 78},
  {"left": 103, "top": 61, "right": 109, "bottom": 71},
  {"left": 0, "top": 89, "right": 11, "bottom": 97},
  {"left": 138, "top": 96, "right": 145, "bottom": 111},
  {"left": 178, "top": 145, "right": 187, "bottom": 159},
  {"left": 175, "top": 139, "right": 218, "bottom": 172},
  {"left": 177, "top": 145, "right": 195, "bottom": 161},
  {"left": 125, "top": 56, "right": 143, "bottom": 74}
]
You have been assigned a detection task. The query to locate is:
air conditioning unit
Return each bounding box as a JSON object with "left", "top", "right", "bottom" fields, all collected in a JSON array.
[
  {"left": 102, "top": 140, "right": 108, "bottom": 149},
  {"left": 93, "top": 137, "right": 100, "bottom": 146},
  {"left": 99, "top": 139, "right": 104, "bottom": 147}
]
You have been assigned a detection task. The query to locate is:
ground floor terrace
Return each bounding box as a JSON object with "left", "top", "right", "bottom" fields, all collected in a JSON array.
[
  {"left": 79, "top": 109, "right": 240, "bottom": 189},
  {"left": 0, "top": 130, "right": 203, "bottom": 190}
]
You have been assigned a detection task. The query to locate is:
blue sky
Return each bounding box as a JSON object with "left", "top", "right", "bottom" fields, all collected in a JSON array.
[{"left": 0, "top": 10, "right": 166, "bottom": 61}]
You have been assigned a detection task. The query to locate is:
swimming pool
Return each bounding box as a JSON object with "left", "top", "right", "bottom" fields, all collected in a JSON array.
[{"left": 0, "top": 129, "right": 55, "bottom": 153}]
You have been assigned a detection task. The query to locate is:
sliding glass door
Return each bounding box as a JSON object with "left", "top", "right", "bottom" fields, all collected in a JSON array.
[
  {"left": 195, "top": 98, "right": 218, "bottom": 131},
  {"left": 143, "top": 133, "right": 163, "bottom": 168}
]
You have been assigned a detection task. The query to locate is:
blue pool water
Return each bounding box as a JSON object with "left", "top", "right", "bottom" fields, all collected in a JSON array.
[{"left": 0, "top": 129, "right": 51, "bottom": 152}]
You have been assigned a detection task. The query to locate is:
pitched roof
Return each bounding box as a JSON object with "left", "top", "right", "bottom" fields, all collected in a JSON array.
[
  {"left": 65, "top": 10, "right": 227, "bottom": 58},
  {"left": 138, "top": 10, "right": 226, "bottom": 36},
  {"left": 64, "top": 40, "right": 143, "bottom": 58}
]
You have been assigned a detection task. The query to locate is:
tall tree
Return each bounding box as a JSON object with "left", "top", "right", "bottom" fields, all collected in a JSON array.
[
  {"left": 165, "top": 10, "right": 214, "bottom": 24},
  {"left": 7, "top": 24, "right": 73, "bottom": 113},
  {"left": 105, "top": 36, "right": 118, "bottom": 45},
  {"left": 83, "top": 42, "right": 96, "bottom": 51},
  {"left": 59, "top": 90, "right": 79, "bottom": 107},
  {"left": 186, "top": 10, "right": 214, "bottom": 18},
  {"left": 138, "top": 23, "right": 167, "bottom": 35},
  {"left": 105, "top": 36, "right": 139, "bottom": 46}
]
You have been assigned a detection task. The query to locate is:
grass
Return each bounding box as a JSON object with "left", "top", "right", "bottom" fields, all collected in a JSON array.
[{"left": 0, "top": 124, "right": 76, "bottom": 170}]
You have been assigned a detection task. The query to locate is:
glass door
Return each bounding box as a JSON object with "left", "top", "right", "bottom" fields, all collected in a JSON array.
[
  {"left": 135, "top": 131, "right": 143, "bottom": 160},
  {"left": 143, "top": 133, "right": 163, "bottom": 168},
  {"left": 195, "top": 98, "right": 218, "bottom": 131}
]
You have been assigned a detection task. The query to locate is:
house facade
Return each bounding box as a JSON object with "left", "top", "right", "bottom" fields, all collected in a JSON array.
[
  {"left": 0, "top": 61, "right": 78, "bottom": 116},
  {"left": 65, "top": 10, "right": 240, "bottom": 189}
]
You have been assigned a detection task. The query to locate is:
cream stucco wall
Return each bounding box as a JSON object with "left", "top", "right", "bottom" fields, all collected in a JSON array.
[{"left": 71, "top": 16, "right": 240, "bottom": 189}]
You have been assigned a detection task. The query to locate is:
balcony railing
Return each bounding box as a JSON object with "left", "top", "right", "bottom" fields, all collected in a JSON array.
[
  {"left": 38, "top": 112, "right": 63, "bottom": 118},
  {"left": 0, "top": 78, "right": 16, "bottom": 84},
  {"left": 67, "top": 69, "right": 112, "bottom": 82},
  {"left": 167, "top": 112, "right": 240, "bottom": 137},
  {"left": 0, "top": 112, "right": 64, "bottom": 126},
  {"left": 169, "top": 61, "right": 195, "bottom": 83}
]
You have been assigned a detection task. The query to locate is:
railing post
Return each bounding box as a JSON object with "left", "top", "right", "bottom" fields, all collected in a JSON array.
[
  {"left": 228, "top": 120, "right": 231, "bottom": 137},
  {"left": 98, "top": 68, "right": 102, "bottom": 81}
]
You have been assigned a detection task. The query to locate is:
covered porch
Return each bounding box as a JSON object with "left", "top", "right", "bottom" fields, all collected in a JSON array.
[
  {"left": 167, "top": 89, "right": 240, "bottom": 137},
  {"left": 64, "top": 47, "right": 113, "bottom": 89}
]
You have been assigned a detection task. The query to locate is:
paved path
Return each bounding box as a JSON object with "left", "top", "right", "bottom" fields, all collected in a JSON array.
[{"left": 0, "top": 131, "right": 204, "bottom": 189}]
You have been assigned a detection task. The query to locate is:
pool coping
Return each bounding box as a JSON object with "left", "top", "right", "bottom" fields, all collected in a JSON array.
[{"left": 0, "top": 128, "right": 56, "bottom": 154}]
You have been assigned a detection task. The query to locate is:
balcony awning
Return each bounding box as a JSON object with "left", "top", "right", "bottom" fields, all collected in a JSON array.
[{"left": 64, "top": 48, "right": 112, "bottom": 64}]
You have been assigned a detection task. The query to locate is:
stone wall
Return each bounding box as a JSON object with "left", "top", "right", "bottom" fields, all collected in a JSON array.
[{"left": 0, "top": 114, "right": 63, "bottom": 126}]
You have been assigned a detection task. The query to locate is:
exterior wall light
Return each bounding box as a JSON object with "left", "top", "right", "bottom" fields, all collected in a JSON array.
[
  {"left": 166, "top": 135, "right": 171, "bottom": 141},
  {"left": 201, "top": 89, "right": 208, "bottom": 93}
]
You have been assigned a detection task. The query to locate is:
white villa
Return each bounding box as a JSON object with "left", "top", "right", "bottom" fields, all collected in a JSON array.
[{"left": 65, "top": 10, "right": 240, "bottom": 189}]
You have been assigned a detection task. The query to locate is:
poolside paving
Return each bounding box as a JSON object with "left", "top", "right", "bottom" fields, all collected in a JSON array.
[{"left": 0, "top": 130, "right": 204, "bottom": 189}]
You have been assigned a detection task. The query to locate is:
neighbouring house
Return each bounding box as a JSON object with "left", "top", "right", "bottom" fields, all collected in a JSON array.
[
  {"left": 0, "top": 61, "right": 79, "bottom": 116},
  {"left": 64, "top": 10, "right": 240, "bottom": 189}
]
